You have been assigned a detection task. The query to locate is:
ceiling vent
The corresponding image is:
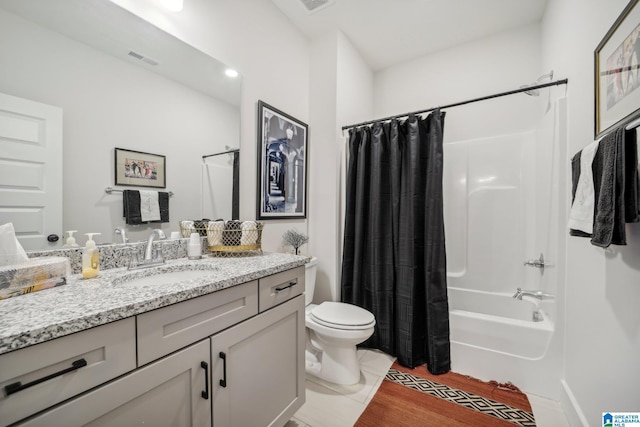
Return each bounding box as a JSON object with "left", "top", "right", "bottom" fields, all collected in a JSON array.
[
  {"left": 128, "top": 50, "right": 159, "bottom": 66},
  {"left": 299, "top": 0, "right": 335, "bottom": 14}
]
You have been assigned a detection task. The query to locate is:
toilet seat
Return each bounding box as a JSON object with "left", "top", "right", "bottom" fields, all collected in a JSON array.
[{"left": 310, "top": 302, "right": 375, "bottom": 330}]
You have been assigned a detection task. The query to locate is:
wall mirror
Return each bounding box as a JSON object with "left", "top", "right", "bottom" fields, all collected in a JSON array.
[{"left": 0, "top": 0, "right": 241, "bottom": 250}]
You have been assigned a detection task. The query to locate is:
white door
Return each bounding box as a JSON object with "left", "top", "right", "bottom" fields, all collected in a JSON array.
[{"left": 0, "top": 92, "right": 63, "bottom": 250}]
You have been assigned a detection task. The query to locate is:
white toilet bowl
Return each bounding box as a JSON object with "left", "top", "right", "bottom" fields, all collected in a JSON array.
[{"left": 304, "top": 258, "right": 376, "bottom": 385}]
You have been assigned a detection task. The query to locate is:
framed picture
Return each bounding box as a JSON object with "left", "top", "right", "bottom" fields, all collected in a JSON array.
[
  {"left": 114, "top": 147, "right": 166, "bottom": 188},
  {"left": 256, "top": 100, "right": 308, "bottom": 220},
  {"left": 595, "top": 0, "right": 640, "bottom": 138}
]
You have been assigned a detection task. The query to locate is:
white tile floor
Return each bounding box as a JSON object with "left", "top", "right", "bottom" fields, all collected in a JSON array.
[{"left": 286, "top": 349, "right": 571, "bottom": 427}]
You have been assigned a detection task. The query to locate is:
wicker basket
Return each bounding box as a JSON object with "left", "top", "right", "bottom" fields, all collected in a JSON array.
[{"left": 179, "top": 220, "right": 264, "bottom": 257}]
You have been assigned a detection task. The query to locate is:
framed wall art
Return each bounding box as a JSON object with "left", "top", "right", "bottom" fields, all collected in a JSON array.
[
  {"left": 595, "top": 0, "right": 640, "bottom": 138},
  {"left": 114, "top": 147, "right": 166, "bottom": 188},
  {"left": 256, "top": 100, "right": 308, "bottom": 220}
]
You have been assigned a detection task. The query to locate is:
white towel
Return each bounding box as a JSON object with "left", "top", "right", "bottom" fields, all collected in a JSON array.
[
  {"left": 240, "top": 221, "right": 258, "bottom": 245},
  {"left": 140, "top": 191, "right": 160, "bottom": 222},
  {"left": 207, "top": 221, "right": 225, "bottom": 246},
  {"left": 568, "top": 140, "right": 600, "bottom": 233}
]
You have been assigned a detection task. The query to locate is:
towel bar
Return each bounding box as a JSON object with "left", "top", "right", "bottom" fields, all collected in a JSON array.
[{"left": 105, "top": 186, "right": 174, "bottom": 197}]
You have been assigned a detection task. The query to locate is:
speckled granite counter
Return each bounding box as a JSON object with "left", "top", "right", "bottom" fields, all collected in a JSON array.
[{"left": 0, "top": 252, "right": 307, "bottom": 355}]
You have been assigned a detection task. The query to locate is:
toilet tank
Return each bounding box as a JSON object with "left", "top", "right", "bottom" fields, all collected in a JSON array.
[{"left": 304, "top": 257, "right": 318, "bottom": 306}]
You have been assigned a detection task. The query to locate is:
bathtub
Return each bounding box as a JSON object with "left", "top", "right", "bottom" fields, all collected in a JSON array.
[{"left": 448, "top": 286, "right": 559, "bottom": 398}]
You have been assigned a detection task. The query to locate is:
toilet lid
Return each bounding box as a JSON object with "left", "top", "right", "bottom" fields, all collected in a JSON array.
[{"left": 310, "top": 302, "right": 375, "bottom": 330}]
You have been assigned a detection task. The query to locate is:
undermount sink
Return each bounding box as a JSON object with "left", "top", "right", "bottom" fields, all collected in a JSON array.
[{"left": 111, "top": 264, "right": 219, "bottom": 287}]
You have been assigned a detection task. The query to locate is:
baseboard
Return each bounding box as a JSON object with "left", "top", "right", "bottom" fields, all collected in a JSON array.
[{"left": 560, "top": 379, "right": 590, "bottom": 427}]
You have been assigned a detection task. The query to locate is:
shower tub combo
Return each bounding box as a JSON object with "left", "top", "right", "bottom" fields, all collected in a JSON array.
[
  {"left": 443, "top": 96, "right": 566, "bottom": 400},
  {"left": 448, "top": 286, "right": 557, "bottom": 398}
]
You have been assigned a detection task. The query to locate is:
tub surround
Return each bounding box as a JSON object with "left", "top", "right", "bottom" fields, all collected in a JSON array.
[{"left": 0, "top": 252, "right": 307, "bottom": 355}]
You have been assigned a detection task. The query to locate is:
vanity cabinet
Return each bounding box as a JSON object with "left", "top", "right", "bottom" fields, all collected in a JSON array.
[
  {"left": 211, "top": 294, "right": 305, "bottom": 427},
  {"left": 0, "top": 318, "right": 136, "bottom": 426},
  {"left": 3, "top": 265, "right": 305, "bottom": 427},
  {"left": 16, "top": 340, "right": 211, "bottom": 427}
]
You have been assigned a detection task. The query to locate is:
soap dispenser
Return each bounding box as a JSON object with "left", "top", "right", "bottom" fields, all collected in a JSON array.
[
  {"left": 82, "top": 233, "right": 101, "bottom": 279},
  {"left": 63, "top": 230, "right": 79, "bottom": 248}
]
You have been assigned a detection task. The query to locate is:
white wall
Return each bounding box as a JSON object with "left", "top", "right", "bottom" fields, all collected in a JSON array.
[
  {"left": 110, "top": 0, "right": 311, "bottom": 252},
  {"left": 374, "top": 23, "right": 544, "bottom": 143},
  {"left": 0, "top": 8, "right": 239, "bottom": 244},
  {"left": 542, "top": 0, "right": 640, "bottom": 425},
  {"left": 308, "top": 30, "right": 373, "bottom": 303}
]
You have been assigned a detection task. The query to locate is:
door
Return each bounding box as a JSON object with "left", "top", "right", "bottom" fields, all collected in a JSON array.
[
  {"left": 17, "top": 339, "right": 212, "bottom": 427},
  {"left": 210, "top": 295, "right": 305, "bottom": 427},
  {"left": 0, "top": 92, "right": 62, "bottom": 250}
]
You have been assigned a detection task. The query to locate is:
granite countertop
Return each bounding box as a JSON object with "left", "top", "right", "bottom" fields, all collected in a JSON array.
[{"left": 0, "top": 252, "right": 307, "bottom": 355}]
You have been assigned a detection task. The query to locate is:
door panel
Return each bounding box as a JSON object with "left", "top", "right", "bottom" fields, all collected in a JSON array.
[{"left": 0, "top": 92, "right": 62, "bottom": 250}]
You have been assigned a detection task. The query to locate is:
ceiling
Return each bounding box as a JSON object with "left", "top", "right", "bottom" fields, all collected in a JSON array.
[{"left": 271, "top": 0, "right": 549, "bottom": 71}]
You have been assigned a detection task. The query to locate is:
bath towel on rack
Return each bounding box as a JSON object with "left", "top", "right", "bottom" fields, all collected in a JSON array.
[
  {"left": 123, "top": 190, "right": 170, "bottom": 225},
  {"left": 569, "top": 126, "right": 639, "bottom": 247},
  {"left": 569, "top": 140, "right": 599, "bottom": 234}
]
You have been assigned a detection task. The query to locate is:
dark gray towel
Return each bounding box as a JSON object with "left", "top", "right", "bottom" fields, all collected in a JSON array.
[
  {"left": 591, "top": 127, "right": 626, "bottom": 247},
  {"left": 123, "top": 190, "right": 142, "bottom": 225},
  {"left": 623, "top": 128, "right": 640, "bottom": 223}
]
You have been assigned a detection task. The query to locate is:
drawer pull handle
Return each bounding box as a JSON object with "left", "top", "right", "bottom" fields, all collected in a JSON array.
[
  {"left": 275, "top": 279, "right": 297, "bottom": 293},
  {"left": 200, "top": 361, "right": 209, "bottom": 399},
  {"left": 219, "top": 352, "right": 227, "bottom": 388},
  {"left": 4, "top": 358, "right": 87, "bottom": 396}
]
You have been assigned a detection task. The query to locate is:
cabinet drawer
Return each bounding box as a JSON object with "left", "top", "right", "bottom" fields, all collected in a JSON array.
[
  {"left": 258, "top": 266, "right": 304, "bottom": 312},
  {"left": 137, "top": 281, "right": 258, "bottom": 366},
  {"left": 0, "top": 318, "right": 136, "bottom": 427}
]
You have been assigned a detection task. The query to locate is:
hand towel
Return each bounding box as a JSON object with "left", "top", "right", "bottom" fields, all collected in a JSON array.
[
  {"left": 568, "top": 140, "right": 599, "bottom": 234},
  {"left": 123, "top": 190, "right": 142, "bottom": 225},
  {"left": 623, "top": 128, "right": 640, "bottom": 222},
  {"left": 140, "top": 191, "right": 160, "bottom": 222},
  {"left": 207, "top": 221, "right": 225, "bottom": 246},
  {"left": 240, "top": 221, "right": 258, "bottom": 245},
  {"left": 591, "top": 127, "right": 626, "bottom": 247},
  {"left": 180, "top": 220, "right": 195, "bottom": 237},
  {"left": 156, "top": 192, "right": 170, "bottom": 223}
]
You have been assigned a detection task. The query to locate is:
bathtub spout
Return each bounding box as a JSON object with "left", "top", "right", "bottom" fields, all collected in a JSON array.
[{"left": 513, "top": 287, "right": 554, "bottom": 301}]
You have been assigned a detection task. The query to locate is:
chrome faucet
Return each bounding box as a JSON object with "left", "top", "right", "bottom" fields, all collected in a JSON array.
[
  {"left": 523, "top": 253, "right": 545, "bottom": 269},
  {"left": 512, "top": 287, "right": 554, "bottom": 301},
  {"left": 129, "top": 229, "right": 166, "bottom": 270},
  {"left": 144, "top": 229, "right": 166, "bottom": 261},
  {"left": 114, "top": 227, "right": 129, "bottom": 244}
]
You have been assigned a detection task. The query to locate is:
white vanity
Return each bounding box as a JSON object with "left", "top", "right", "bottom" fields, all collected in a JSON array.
[{"left": 0, "top": 253, "right": 307, "bottom": 427}]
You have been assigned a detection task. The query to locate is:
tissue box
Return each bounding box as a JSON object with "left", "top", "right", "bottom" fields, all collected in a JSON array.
[{"left": 0, "top": 257, "right": 71, "bottom": 300}]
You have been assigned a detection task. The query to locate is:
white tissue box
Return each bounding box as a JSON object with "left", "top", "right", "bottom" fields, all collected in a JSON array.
[{"left": 0, "top": 257, "right": 71, "bottom": 300}]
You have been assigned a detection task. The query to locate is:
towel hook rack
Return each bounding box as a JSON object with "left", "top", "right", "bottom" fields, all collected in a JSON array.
[{"left": 105, "top": 186, "right": 174, "bottom": 197}]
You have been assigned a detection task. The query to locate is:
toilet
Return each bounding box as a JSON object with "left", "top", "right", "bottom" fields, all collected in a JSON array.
[{"left": 304, "top": 257, "right": 376, "bottom": 385}]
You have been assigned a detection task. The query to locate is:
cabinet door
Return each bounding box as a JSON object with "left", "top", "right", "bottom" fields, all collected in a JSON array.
[
  {"left": 18, "top": 340, "right": 212, "bottom": 427},
  {"left": 211, "top": 295, "right": 305, "bottom": 427}
]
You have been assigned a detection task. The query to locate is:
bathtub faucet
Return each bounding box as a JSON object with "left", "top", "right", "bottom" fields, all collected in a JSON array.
[
  {"left": 512, "top": 287, "right": 554, "bottom": 300},
  {"left": 523, "top": 253, "right": 545, "bottom": 269}
]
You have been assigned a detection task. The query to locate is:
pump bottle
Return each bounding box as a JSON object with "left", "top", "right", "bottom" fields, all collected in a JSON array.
[
  {"left": 82, "top": 233, "right": 101, "bottom": 279},
  {"left": 63, "top": 230, "right": 79, "bottom": 248}
]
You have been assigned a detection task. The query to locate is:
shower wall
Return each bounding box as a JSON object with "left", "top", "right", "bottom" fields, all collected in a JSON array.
[{"left": 444, "top": 132, "right": 537, "bottom": 294}]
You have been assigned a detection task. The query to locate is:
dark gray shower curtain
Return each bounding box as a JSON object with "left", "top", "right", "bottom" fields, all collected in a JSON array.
[{"left": 341, "top": 111, "right": 450, "bottom": 374}]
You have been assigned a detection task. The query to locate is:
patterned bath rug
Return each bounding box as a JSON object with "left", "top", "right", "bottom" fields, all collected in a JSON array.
[{"left": 355, "top": 362, "right": 536, "bottom": 427}]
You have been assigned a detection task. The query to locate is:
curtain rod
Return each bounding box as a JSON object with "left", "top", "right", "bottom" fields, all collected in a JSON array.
[
  {"left": 341, "top": 78, "right": 569, "bottom": 131},
  {"left": 202, "top": 148, "right": 239, "bottom": 159}
]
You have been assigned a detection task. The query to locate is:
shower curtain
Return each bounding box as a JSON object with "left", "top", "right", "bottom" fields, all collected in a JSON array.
[{"left": 341, "top": 111, "right": 450, "bottom": 374}]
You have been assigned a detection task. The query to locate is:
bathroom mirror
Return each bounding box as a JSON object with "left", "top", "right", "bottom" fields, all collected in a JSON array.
[{"left": 0, "top": 0, "right": 241, "bottom": 250}]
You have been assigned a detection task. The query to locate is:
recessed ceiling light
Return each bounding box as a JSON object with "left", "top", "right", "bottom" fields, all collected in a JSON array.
[
  {"left": 161, "top": 0, "right": 183, "bottom": 12},
  {"left": 225, "top": 69, "right": 239, "bottom": 78}
]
